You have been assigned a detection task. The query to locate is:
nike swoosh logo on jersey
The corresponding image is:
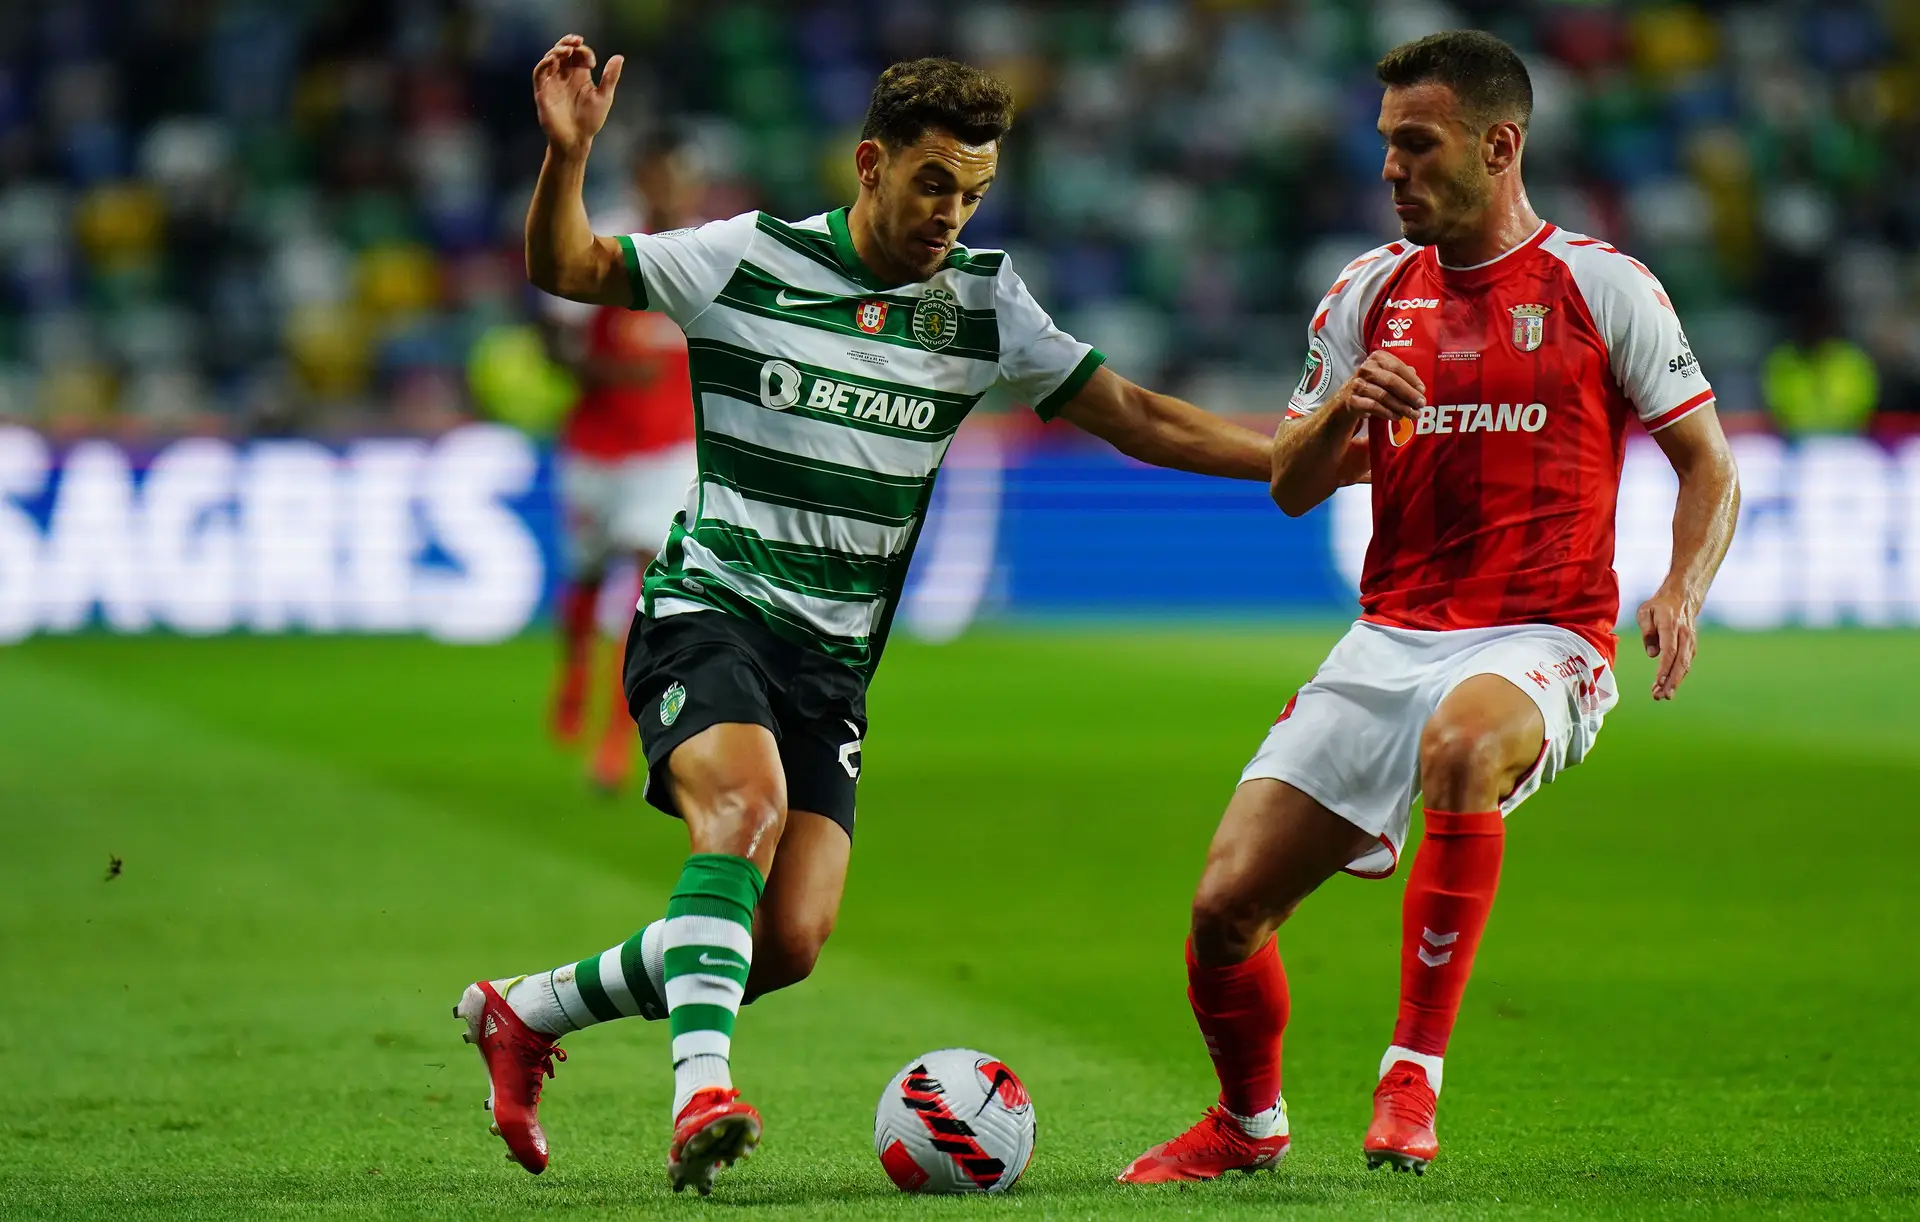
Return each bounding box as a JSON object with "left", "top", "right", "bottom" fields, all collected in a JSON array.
[
  {"left": 774, "top": 289, "right": 838, "bottom": 309},
  {"left": 698, "top": 952, "right": 747, "bottom": 971}
]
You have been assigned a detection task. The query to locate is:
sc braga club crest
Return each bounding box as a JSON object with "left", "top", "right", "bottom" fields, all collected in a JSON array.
[{"left": 1509, "top": 303, "right": 1550, "bottom": 353}]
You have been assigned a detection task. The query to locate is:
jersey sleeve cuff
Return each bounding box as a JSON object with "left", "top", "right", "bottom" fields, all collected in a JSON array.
[
  {"left": 615, "top": 233, "right": 648, "bottom": 310},
  {"left": 1644, "top": 389, "right": 1714, "bottom": 433},
  {"left": 1031, "top": 348, "right": 1106, "bottom": 422}
]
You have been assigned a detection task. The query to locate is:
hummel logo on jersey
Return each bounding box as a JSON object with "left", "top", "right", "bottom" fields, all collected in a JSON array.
[
  {"left": 774, "top": 288, "right": 838, "bottom": 309},
  {"left": 1413, "top": 402, "right": 1548, "bottom": 436},
  {"left": 1385, "top": 297, "right": 1439, "bottom": 309},
  {"left": 1384, "top": 316, "right": 1414, "bottom": 348}
]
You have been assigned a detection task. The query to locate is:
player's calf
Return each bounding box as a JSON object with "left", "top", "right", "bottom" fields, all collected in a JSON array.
[
  {"left": 740, "top": 808, "right": 848, "bottom": 1003},
  {"left": 1123, "top": 783, "right": 1375, "bottom": 1184},
  {"left": 743, "top": 915, "right": 832, "bottom": 1002},
  {"left": 1359, "top": 673, "right": 1532, "bottom": 1174}
]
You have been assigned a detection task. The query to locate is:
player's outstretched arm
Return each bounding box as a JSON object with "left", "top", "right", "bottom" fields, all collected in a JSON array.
[
  {"left": 1269, "top": 350, "right": 1422, "bottom": 517},
  {"left": 1054, "top": 366, "right": 1272, "bottom": 481},
  {"left": 525, "top": 35, "right": 631, "bottom": 306},
  {"left": 1637, "top": 408, "right": 1740, "bottom": 701}
]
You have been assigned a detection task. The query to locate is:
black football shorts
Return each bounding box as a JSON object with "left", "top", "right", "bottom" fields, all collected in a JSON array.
[{"left": 623, "top": 609, "right": 867, "bottom": 837}]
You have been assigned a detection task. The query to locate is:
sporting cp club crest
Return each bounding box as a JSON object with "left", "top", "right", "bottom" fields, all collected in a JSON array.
[
  {"left": 911, "top": 288, "right": 958, "bottom": 351},
  {"left": 1509, "top": 303, "right": 1550, "bottom": 353},
  {"left": 856, "top": 300, "right": 889, "bottom": 334},
  {"left": 659, "top": 681, "right": 686, "bottom": 727}
]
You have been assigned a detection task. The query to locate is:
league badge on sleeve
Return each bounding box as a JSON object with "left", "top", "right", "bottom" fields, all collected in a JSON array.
[
  {"left": 1509, "top": 304, "right": 1550, "bottom": 353},
  {"left": 1294, "top": 335, "right": 1333, "bottom": 405},
  {"left": 856, "top": 300, "right": 889, "bottom": 334}
]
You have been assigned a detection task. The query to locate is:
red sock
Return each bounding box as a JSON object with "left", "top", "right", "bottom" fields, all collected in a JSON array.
[
  {"left": 1187, "top": 936, "right": 1288, "bottom": 1116},
  {"left": 603, "top": 575, "right": 640, "bottom": 732},
  {"left": 558, "top": 580, "right": 598, "bottom": 664},
  {"left": 1392, "top": 808, "right": 1505, "bottom": 1057}
]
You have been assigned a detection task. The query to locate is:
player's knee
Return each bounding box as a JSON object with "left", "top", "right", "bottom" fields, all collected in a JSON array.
[
  {"left": 727, "top": 791, "right": 786, "bottom": 850},
  {"left": 1419, "top": 719, "right": 1508, "bottom": 801},
  {"left": 687, "top": 783, "right": 786, "bottom": 857},
  {"left": 1190, "top": 870, "right": 1283, "bottom": 963}
]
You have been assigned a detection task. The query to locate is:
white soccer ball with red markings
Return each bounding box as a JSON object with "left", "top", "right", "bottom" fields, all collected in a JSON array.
[{"left": 874, "top": 1048, "right": 1036, "bottom": 1194}]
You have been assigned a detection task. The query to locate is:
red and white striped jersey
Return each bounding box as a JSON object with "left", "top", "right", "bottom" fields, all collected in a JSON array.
[{"left": 1288, "top": 224, "right": 1713, "bottom": 662}]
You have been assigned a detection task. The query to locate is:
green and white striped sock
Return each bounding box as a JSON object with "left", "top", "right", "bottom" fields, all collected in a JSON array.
[
  {"left": 494, "top": 920, "right": 669, "bottom": 1035},
  {"left": 662, "top": 853, "right": 763, "bottom": 1117}
]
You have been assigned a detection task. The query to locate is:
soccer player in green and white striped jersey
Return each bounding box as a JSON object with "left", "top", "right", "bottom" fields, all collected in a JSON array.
[{"left": 456, "top": 35, "right": 1276, "bottom": 1194}]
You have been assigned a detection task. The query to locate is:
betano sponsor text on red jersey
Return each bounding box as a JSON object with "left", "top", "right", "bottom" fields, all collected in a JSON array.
[{"left": 1288, "top": 224, "right": 1714, "bottom": 662}]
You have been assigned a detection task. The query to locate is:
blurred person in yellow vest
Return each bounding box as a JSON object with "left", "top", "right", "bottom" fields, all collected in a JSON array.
[{"left": 1762, "top": 297, "right": 1878, "bottom": 436}]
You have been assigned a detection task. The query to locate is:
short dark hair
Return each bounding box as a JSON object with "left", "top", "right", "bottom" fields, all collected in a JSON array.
[
  {"left": 859, "top": 58, "right": 1015, "bottom": 150},
  {"left": 1376, "top": 30, "right": 1533, "bottom": 130},
  {"left": 637, "top": 122, "right": 697, "bottom": 164}
]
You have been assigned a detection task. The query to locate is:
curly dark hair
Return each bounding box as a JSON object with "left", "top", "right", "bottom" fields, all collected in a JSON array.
[
  {"left": 1376, "top": 30, "right": 1533, "bottom": 130},
  {"left": 859, "top": 58, "right": 1015, "bottom": 150}
]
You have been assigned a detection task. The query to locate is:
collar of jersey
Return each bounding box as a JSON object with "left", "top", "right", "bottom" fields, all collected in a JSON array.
[
  {"left": 826, "top": 207, "right": 894, "bottom": 292},
  {"left": 1431, "top": 222, "right": 1554, "bottom": 283}
]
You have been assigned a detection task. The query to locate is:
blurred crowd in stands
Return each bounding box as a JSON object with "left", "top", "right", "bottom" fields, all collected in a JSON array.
[{"left": 1, "top": 0, "right": 1918, "bottom": 441}]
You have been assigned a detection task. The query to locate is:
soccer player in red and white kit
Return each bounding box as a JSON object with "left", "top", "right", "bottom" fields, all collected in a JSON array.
[
  {"left": 1121, "top": 31, "right": 1741, "bottom": 1183},
  {"left": 547, "top": 129, "right": 704, "bottom": 791}
]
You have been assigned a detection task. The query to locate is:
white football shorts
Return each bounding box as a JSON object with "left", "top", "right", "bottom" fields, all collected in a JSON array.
[
  {"left": 1239, "top": 620, "right": 1619, "bottom": 879},
  {"left": 558, "top": 444, "right": 698, "bottom": 575}
]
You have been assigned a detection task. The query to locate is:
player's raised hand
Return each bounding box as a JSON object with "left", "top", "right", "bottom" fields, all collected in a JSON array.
[
  {"left": 533, "top": 35, "right": 625, "bottom": 157},
  {"left": 1337, "top": 351, "right": 1425, "bottom": 423},
  {"left": 1635, "top": 589, "right": 1697, "bottom": 700}
]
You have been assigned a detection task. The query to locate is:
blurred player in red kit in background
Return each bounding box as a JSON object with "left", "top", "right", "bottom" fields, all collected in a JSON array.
[
  {"left": 1121, "top": 31, "right": 1742, "bottom": 1184},
  {"left": 545, "top": 128, "right": 704, "bottom": 791}
]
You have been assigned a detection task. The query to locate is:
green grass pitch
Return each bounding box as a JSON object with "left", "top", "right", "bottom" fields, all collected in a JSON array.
[{"left": 2, "top": 626, "right": 1917, "bottom": 1218}]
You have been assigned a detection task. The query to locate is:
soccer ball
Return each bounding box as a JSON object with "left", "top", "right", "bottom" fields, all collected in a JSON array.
[{"left": 873, "top": 1048, "right": 1036, "bottom": 1194}]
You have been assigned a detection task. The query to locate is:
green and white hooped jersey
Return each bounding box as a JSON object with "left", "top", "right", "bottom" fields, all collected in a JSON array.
[{"left": 619, "top": 207, "right": 1105, "bottom": 673}]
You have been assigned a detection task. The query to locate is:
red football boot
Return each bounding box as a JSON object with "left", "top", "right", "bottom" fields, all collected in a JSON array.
[
  {"left": 667, "top": 1087, "right": 762, "bottom": 1195},
  {"left": 455, "top": 981, "right": 567, "bottom": 1174},
  {"left": 1364, "top": 1060, "right": 1439, "bottom": 1174},
  {"left": 1117, "top": 1104, "right": 1290, "bottom": 1183}
]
